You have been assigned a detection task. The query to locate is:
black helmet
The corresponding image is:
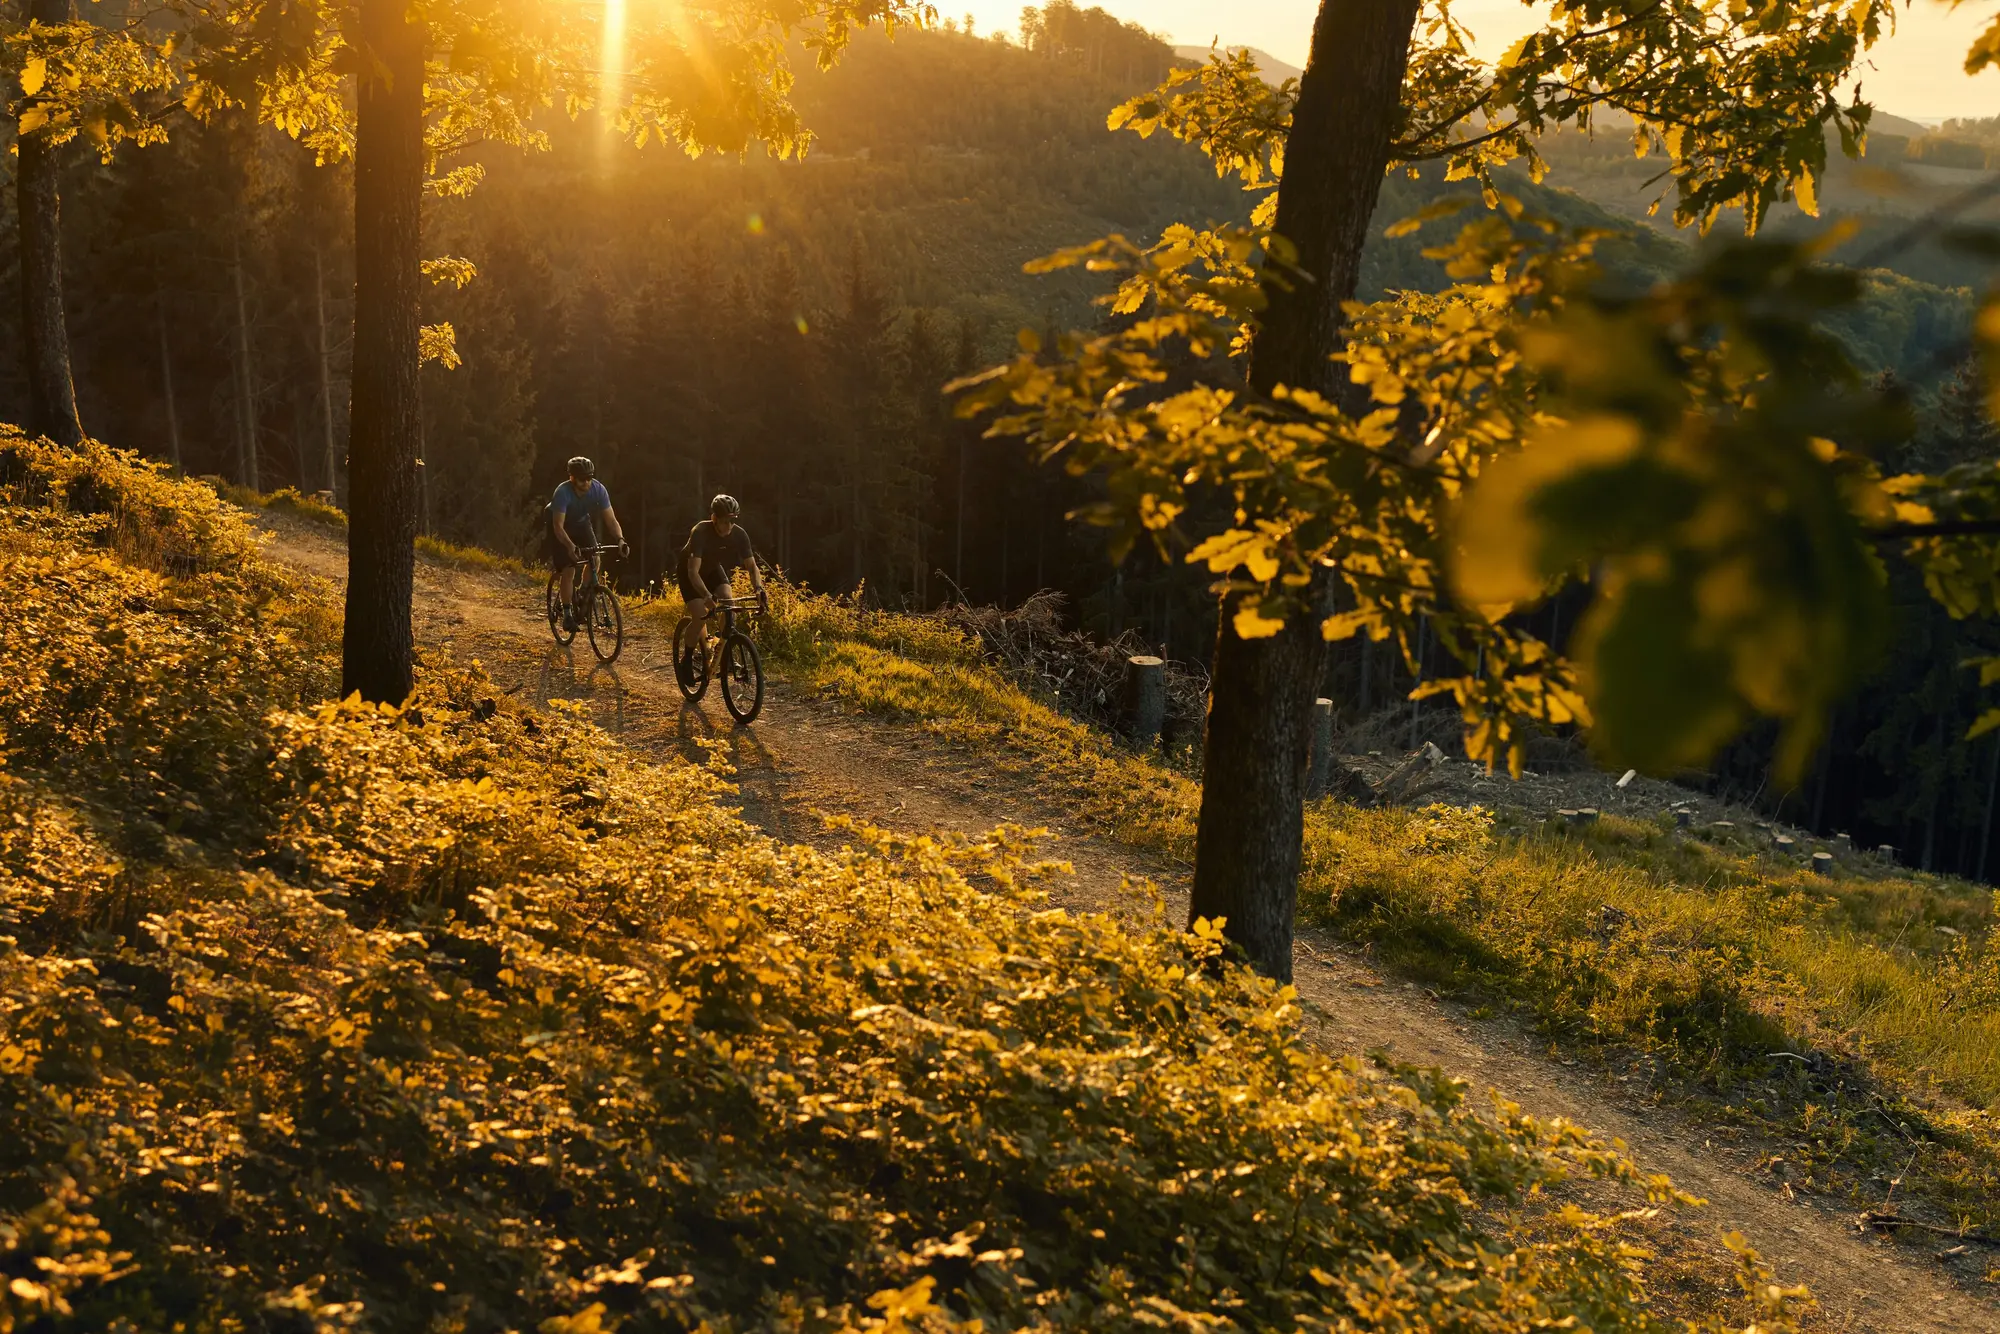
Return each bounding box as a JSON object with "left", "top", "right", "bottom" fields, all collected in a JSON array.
[
  {"left": 710, "top": 494, "right": 740, "bottom": 518},
  {"left": 567, "top": 455, "right": 595, "bottom": 479}
]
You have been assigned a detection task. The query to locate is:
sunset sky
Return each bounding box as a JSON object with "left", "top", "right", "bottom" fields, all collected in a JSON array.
[{"left": 958, "top": 1, "right": 1999, "bottom": 123}]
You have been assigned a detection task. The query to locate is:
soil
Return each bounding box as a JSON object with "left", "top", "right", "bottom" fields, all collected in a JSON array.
[{"left": 253, "top": 513, "right": 2000, "bottom": 1333}]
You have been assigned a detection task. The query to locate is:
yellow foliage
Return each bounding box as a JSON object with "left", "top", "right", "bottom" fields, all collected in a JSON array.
[{"left": 0, "top": 443, "right": 1729, "bottom": 1332}]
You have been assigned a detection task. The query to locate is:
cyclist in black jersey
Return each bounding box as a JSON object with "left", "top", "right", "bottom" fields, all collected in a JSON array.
[{"left": 680, "top": 494, "right": 765, "bottom": 658}]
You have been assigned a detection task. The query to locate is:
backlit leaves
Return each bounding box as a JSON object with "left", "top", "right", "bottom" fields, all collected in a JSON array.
[
  {"left": 1107, "top": 47, "right": 1291, "bottom": 196},
  {"left": 967, "top": 0, "right": 2000, "bottom": 776},
  {"left": 1455, "top": 236, "right": 1905, "bottom": 780},
  {"left": 958, "top": 215, "right": 1593, "bottom": 773},
  {"left": 5, "top": 19, "right": 182, "bottom": 159},
  {"left": 419, "top": 321, "right": 461, "bottom": 368}
]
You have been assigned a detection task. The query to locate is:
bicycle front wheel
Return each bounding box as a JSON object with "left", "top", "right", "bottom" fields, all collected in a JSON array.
[
  {"left": 672, "top": 617, "right": 709, "bottom": 702},
  {"left": 546, "top": 572, "right": 576, "bottom": 645},
  {"left": 720, "top": 632, "right": 764, "bottom": 724},
  {"left": 586, "top": 587, "right": 624, "bottom": 663}
]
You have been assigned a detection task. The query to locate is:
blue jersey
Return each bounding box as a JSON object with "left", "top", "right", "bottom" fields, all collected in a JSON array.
[
  {"left": 553, "top": 478, "right": 610, "bottom": 520},
  {"left": 552, "top": 479, "right": 610, "bottom": 539}
]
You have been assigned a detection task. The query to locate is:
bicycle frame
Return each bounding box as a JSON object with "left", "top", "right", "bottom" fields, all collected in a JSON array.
[{"left": 562, "top": 544, "right": 621, "bottom": 598}]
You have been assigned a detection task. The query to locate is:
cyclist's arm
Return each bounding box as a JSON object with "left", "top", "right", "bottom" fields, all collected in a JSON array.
[
  {"left": 599, "top": 504, "right": 626, "bottom": 545},
  {"left": 550, "top": 505, "right": 577, "bottom": 555},
  {"left": 684, "top": 550, "right": 708, "bottom": 600},
  {"left": 748, "top": 553, "right": 766, "bottom": 596}
]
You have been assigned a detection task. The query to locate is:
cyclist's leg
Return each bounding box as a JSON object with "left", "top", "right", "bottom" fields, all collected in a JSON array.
[
  {"left": 561, "top": 518, "right": 594, "bottom": 610},
  {"left": 548, "top": 533, "right": 576, "bottom": 618},
  {"left": 677, "top": 567, "right": 713, "bottom": 656},
  {"left": 710, "top": 576, "right": 738, "bottom": 655}
]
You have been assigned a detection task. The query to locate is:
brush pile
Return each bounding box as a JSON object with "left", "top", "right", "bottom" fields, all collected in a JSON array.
[{"left": 938, "top": 590, "right": 1210, "bottom": 744}]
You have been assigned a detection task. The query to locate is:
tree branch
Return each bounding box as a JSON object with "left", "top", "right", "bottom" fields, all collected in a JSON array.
[{"left": 1873, "top": 519, "right": 2000, "bottom": 540}]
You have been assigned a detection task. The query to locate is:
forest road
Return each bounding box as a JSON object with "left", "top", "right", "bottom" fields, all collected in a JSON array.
[{"left": 256, "top": 513, "right": 1998, "bottom": 1333}]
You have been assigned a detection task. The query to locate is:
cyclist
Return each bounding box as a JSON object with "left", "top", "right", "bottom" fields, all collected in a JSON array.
[
  {"left": 679, "top": 494, "right": 765, "bottom": 662},
  {"left": 547, "top": 456, "right": 627, "bottom": 631}
]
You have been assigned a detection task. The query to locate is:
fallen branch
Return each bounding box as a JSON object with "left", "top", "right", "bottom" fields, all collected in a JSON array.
[{"left": 1855, "top": 1212, "right": 2000, "bottom": 1248}]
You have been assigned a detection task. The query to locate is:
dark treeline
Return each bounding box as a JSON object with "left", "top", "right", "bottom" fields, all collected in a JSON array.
[
  {"left": 4, "top": 4, "right": 1997, "bottom": 876},
  {"left": 1317, "top": 362, "right": 2000, "bottom": 880},
  {"left": 0, "top": 18, "right": 1246, "bottom": 627},
  {"left": 1017, "top": 0, "right": 1178, "bottom": 86}
]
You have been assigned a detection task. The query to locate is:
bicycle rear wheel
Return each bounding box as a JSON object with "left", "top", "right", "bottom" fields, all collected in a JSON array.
[
  {"left": 672, "top": 617, "right": 709, "bottom": 701},
  {"left": 720, "top": 632, "right": 764, "bottom": 724},
  {"left": 546, "top": 572, "right": 576, "bottom": 645},
  {"left": 585, "top": 587, "right": 624, "bottom": 663}
]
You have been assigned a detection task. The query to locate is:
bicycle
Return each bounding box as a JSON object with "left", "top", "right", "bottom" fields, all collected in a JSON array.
[
  {"left": 545, "top": 543, "right": 625, "bottom": 663},
  {"left": 673, "top": 591, "right": 765, "bottom": 724}
]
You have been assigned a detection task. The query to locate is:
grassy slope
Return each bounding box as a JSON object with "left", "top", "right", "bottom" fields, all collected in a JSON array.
[
  {"left": 1, "top": 442, "right": 1808, "bottom": 1332},
  {"left": 752, "top": 590, "right": 2000, "bottom": 1245}
]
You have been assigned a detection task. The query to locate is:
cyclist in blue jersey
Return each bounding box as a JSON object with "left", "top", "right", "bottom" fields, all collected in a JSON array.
[{"left": 547, "top": 456, "right": 627, "bottom": 631}]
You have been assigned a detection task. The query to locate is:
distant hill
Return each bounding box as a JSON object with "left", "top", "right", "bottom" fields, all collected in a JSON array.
[
  {"left": 1172, "top": 44, "right": 1303, "bottom": 84},
  {"left": 451, "top": 27, "right": 1969, "bottom": 376},
  {"left": 1523, "top": 104, "right": 1999, "bottom": 291}
]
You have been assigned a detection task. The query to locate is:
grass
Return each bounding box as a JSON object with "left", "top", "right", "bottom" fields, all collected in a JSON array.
[
  {"left": 205, "top": 477, "right": 540, "bottom": 580},
  {"left": 416, "top": 531, "right": 538, "bottom": 579},
  {"left": 203, "top": 477, "right": 351, "bottom": 530},
  {"left": 762, "top": 592, "right": 2000, "bottom": 1253}
]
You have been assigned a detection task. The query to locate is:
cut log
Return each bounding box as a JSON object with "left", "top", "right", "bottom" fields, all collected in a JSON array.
[
  {"left": 1375, "top": 741, "right": 1445, "bottom": 804},
  {"left": 1120, "top": 654, "right": 1166, "bottom": 749},
  {"left": 1306, "top": 697, "right": 1334, "bottom": 797}
]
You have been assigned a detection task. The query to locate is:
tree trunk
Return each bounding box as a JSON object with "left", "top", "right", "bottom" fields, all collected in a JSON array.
[
  {"left": 17, "top": 0, "right": 83, "bottom": 448},
  {"left": 230, "top": 240, "right": 260, "bottom": 490},
  {"left": 954, "top": 436, "right": 966, "bottom": 591},
  {"left": 155, "top": 293, "right": 182, "bottom": 468},
  {"left": 341, "top": 0, "right": 425, "bottom": 704},
  {"left": 1978, "top": 731, "right": 1998, "bottom": 882},
  {"left": 1187, "top": 0, "right": 1422, "bottom": 981},
  {"left": 314, "top": 245, "right": 341, "bottom": 500}
]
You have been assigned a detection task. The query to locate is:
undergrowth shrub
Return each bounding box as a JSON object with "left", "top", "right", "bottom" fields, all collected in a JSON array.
[
  {"left": 6, "top": 434, "right": 271, "bottom": 574},
  {"left": 0, "top": 446, "right": 1809, "bottom": 1332}
]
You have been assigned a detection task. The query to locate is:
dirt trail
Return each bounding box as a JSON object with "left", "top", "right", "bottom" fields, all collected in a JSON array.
[{"left": 258, "top": 515, "right": 1998, "bottom": 1333}]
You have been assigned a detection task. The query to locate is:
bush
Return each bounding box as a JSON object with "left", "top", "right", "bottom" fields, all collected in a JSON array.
[{"left": 0, "top": 445, "right": 1797, "bottom": 1332}]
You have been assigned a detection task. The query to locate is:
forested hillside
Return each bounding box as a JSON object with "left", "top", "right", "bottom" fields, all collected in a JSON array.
[
  {"left": 1, "top": 2, "right": 1993, "bottom": 881},
  {"left": 4, "top": 16, "right": 1973, "bottom": 610}
]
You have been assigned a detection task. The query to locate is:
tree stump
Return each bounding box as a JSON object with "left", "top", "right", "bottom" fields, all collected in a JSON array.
[
  {"left": 1121, "top": 655, "right": 1166, "bottom": 749},
  {"left": 1306, "top": 697, "right": 1334, "bottom": 797}
]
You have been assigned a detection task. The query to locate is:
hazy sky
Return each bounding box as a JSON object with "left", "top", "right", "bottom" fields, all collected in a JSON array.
[{"left": 957, "top": 1, "right": 1998, "bottom": 123}]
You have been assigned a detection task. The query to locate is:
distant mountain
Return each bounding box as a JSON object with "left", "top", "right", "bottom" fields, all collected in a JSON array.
[
  {"left": 1172, "top": 44, "right": 1302, "bottom": 85},
  {"left": 1870, "top": 110, "right": 1936, "bottom": 139}
]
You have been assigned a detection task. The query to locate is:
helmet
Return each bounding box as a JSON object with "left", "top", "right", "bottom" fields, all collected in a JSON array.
[
  {"left": 710, "top": 494, "right": 740, "bottom": 518},
  {"left": 566, "top": 456, "right": 595, "bottom": 479}
]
